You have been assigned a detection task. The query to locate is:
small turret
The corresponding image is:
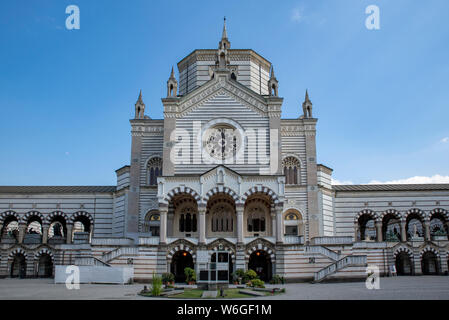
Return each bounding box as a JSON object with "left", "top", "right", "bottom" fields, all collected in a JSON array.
[
  {"left": 135, "top": 90, "right": 145, "bottom": 119},
  {"left": 217, "top": 17, "right": 231, "bottom": 69},
  {"left": 167, "top": 66, "right": 178, "bottom": 97},
  {"left": 268, "top": 66, "right": 279, "bottom": 96},
  {"left": 302, "top": 89, "right": 313, "bottom": 118}
]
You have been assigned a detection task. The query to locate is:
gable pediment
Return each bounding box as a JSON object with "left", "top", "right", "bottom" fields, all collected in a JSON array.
[{"left": 166, "top": 75, "right": 269, "bottom": 118}]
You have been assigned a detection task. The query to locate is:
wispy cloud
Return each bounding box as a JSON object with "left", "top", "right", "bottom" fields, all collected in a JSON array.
[
  {"left": 291, "top": 8, "right": 303, "bottom": 23},
  {"left": 332, "top": 179, "right": 354, "bottom": 185},
  {"left": 441, "top": 137, "right": 449, "bottom": 143},
  {"left": 368, "top": 175, "right": 449, "bottom": 184}
]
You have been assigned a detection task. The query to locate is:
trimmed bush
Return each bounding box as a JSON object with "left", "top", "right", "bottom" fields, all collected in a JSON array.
[
  {"left": 249, "top": 279, "right": 265, "bottom": 288},
  {"left": 242, "top": 269, "right": 258, "bottom": 283}
]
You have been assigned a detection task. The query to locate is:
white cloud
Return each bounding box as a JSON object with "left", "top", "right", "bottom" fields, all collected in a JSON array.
[
  {"left": 291, "top": 8, "right": 303, "bottom": 23},
  {"left": 332, "top": 179, "right": 354, "bottom": 185},
  {"left": 441, "top": 137, "right": 449, "bottom": 143},
  {"left": 368, "top": 175, "right": 449, "bottom": 184}
]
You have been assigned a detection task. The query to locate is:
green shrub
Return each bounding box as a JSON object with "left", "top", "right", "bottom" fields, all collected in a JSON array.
[
  {"left": 184, "top": 267, "right": 196, "bottom": 283},
  {"left": 235, "top": 269, "right": 245, "bottom": 278},
  {"left": 243, "top": 269, "right": 258, "bottom": 283},
  {"left": 150, "top": 272, "right": 163, "bottom": 296},
  {"left": 249, "top": 279, "right": 265, "bottom": 288},
  {"left": 162, "top": 272, "right": 175, "bottom": 285}
]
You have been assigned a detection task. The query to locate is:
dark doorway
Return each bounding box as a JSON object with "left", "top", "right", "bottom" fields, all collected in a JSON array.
[
  {"left": 11, "top": 254, "right": 26, "bottom": 278},
  {"left": 170, "top": 251, "right": 194, "bottom": 283},
  {"left": 248, "top": 250, "right": 272, "bottom": 281},
  {"left": 38, "top": 254, "right": 53, "bottom": 278},
  {"left": 421, "top": 252, "right": 439, "bottom": 275},
  {"left": 395, "top": 253, "right": 412, "bottom": 275}
]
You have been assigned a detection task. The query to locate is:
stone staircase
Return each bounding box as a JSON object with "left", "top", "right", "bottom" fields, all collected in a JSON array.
[
  {"left": 101, "top": 247, "right": 138, "bottom": 263},
  {"left": 304, "top": 245, "right": 341, "bottom": 261},
  {"left": 313, "top": 255, "right": 367, "bottom": 283}
]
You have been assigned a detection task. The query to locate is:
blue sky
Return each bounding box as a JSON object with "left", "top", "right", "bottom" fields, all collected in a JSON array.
[{"left": 0, "top": 0, "right": 448, "bottom": 186}]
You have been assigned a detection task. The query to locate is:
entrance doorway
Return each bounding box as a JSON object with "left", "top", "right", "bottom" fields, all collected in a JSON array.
[
  {"left": 11, "top": 254, "right": 26, "bottom": 278},
  {"left": 395, "top": 252, "right": 412, "bottom": 275},
  {"left": 421, "top": 252, "right": 439, "bottom": 275},
  {"left": 248, "top": 250, "right": 272, "bottom": 281},
  {"left": 170, "top": 251, "right": 194, "bottom": 283},
  {"left": 38, "top": 254, "right": 53, "bottom": 278}
]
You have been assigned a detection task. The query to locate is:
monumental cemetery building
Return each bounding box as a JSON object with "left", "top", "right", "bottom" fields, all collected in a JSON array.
[{"left": 1, "top": 22, "right": 448, "bottom": 283}]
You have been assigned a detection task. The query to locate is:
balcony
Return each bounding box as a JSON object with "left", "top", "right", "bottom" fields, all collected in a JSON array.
[{"left": 284, "top": 235, "right": 304, "bottom": 244}]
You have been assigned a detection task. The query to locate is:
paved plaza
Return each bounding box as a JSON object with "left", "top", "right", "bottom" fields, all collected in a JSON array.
[{"left": 0, "top": 276, "right": 448, "bottom": 300}]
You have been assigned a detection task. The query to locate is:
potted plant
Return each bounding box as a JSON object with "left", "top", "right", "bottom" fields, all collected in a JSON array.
[
  {"left": 162, "top": 272, "right": 175, "bottom": 286},
  {"left": 184, "top": 267, "right": 196, "bottom": 285}
]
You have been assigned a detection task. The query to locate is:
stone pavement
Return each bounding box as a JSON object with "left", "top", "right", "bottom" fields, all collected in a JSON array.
[{"left": 0, "top": 276, "right": 448, "bottom": 300}]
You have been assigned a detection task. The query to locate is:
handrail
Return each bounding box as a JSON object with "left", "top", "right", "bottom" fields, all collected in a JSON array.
[
  {"left": 314, "top": 255, "right": 367, "bottom": 282},
  {"left": 305, "top": 246, "right": 340, "bottom": 261}
]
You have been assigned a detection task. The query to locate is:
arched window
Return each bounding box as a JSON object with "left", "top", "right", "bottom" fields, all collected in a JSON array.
[
  {"left": 179, "top": 207, "right": 197, "bottom": 233},
  {"left": 210, "top": 203, "right": 234, "bottom": 233},
  {"left": 143, "top": 211, "right": 160, "bottom": 236},
  {"left": 282, "top": 157, "right": 300, "bottom": 185},
  {"left": 247, "top": 207, "right": 266, "bottom": 233},
  {"left": 284, "top": 210, "right": 303, "bottom": 236},
  {"left": 147, "top": 157, "right": 163, "bottom": 186}
]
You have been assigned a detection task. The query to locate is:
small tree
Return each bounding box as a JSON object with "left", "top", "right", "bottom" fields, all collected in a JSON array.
[
  {"left": 243, "top": 269, "right": 258, "bottom": 283},
  {"left": 162, "top": 272, "right": 175, "bottom": 285},
  {"left": 150, "top": 272, "right": 163, "bottom": 296}
]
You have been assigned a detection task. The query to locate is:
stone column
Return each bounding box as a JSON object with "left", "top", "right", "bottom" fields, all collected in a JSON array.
[
  {"left": 271, "top": 213, "right": 276, "bottom": 238},
  {"left": 160, "top": 206, "right": 168, "bottom": 244},
  {"left": 0, "top": 222, "right": 3, "bottom": 238},
  {"left": 375, "top": 221, "right": 383, "bottom": 242},
  {"left": 400, "top": 220, "right": 407, "bottom": 242},
  {"left": 276, "top": 206, "right": 283, "bottom": 244},
  {"left": 354, "top": 222, "right": 359, "bottom": 242},
  {"left": 66, "top": 223, "right": 73, "bottom": 244},
  {"left": 198, "top": 205, "right": 206, "bottom": 245},
  {"left": 236, "top": 204, "right": 244, "bottom": 244},
  {"left": 18, "top": 223, "right": 27, "bottom": 244},
  {"left": 424, "top": 220, "right": 431, "bottom": 241},
  {"left": 42, "top": 224, "right": 49, "bottom": 244}
]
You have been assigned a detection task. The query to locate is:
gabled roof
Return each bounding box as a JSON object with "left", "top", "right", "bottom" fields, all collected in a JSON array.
[
  {"left": 0, "top": 186, "right": 117, "bottom": 194},
  {"left": 332, "top": 184, "right": 449, "bottom": 192}
]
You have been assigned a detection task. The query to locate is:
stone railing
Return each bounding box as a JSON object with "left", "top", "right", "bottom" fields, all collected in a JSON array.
[
  {"left": 139, "top": 237, "right": 160, "bottom": 245},
  {"left": 102, "top": 247, "right": 138, "bottom": 263},
  {"left": 75, "top": 256, "right": 111, "bottom": 267},
  {"left": 305, "top": 245, "right": 340, "bottom": 261},
  {"left": 23, "top": 234, "right": 42, "bottom": 244},
  {"left": 91, "top": 238, "right": 135, "bottom": 246},
  {"left": 311, "top": 236, "right": 353, "bottom": 245},
  {"left": 314, "top": 255, "right": 367, "bottom": 282},
  {"left": 73, "top": 232, "right": 90, "bottom": 244},
  {"left": 284, "top": 235, "right": 304, "bottom": 245}
]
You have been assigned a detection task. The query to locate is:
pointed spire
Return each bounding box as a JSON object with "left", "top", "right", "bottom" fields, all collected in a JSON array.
[
  {"left": 270, "top": 66, "right": 275, "bottom": 79},
  {"left": 305, "top": 89, "right": 310, "bottom": 102},
  {"left": 170, "top": 66, "right": 175, "bottom": 79},
  {"left": 222, "top": 16, "right": 228, "bottom": 40},
  {"left": 137, "top": 89, "right": 143, "bottom": 104}
]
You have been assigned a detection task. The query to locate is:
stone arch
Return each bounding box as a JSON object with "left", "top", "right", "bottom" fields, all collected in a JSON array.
[
  {"left": 380, "top": 209, "right": 402, "bottom": 221},
  {"left": 242, "top": 185, "right": 280, "bottom": 205},
  {"left": 245, "top": 239, "right": 276, "bottom": 262},
  {"left": 9, "top": 248, "right": 27, "bottom": 259},
  {"left": 354, "top": 209, "right": 378, "bottom": 223},
  {"left": 164, "top": 186, "right": 201, "bottom": 204},
  {"left": 70, "top": 211, "right": 94, "bottom": 225},
  {"left": 419, "top": 246, "right": 440, "bottom": 259},
  {"left": 34, "top": 248, "right": 54, "bottom": 261},
  {"left": 204, "top": 186, "right": 239, "bottom": 203},
  {"left": 166, "top": 240, "right": 196, "bottom": 263},
  {"left": 430, "top": 208, "right": 449, "bottom": 220},
  {"left": 0, "top": 210, "right": 20, "bottom": 223},
  {"left": 393, "top": 246, "right": 414, "bottom": 258},
  {"left": 283, "top": 208, "right": 304, "bottom": 237},
  {"left": 405, "top": 208, "right": 427, "bottom": 221},
  {"left": 46, "top": 211, "right": 69, "bottom": 225},
  {"left": 23, "top": 211, "right": 44, "bottom": 224},
  {"left": 208, "top": 239, "right": 236, "bottom": 262}
]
